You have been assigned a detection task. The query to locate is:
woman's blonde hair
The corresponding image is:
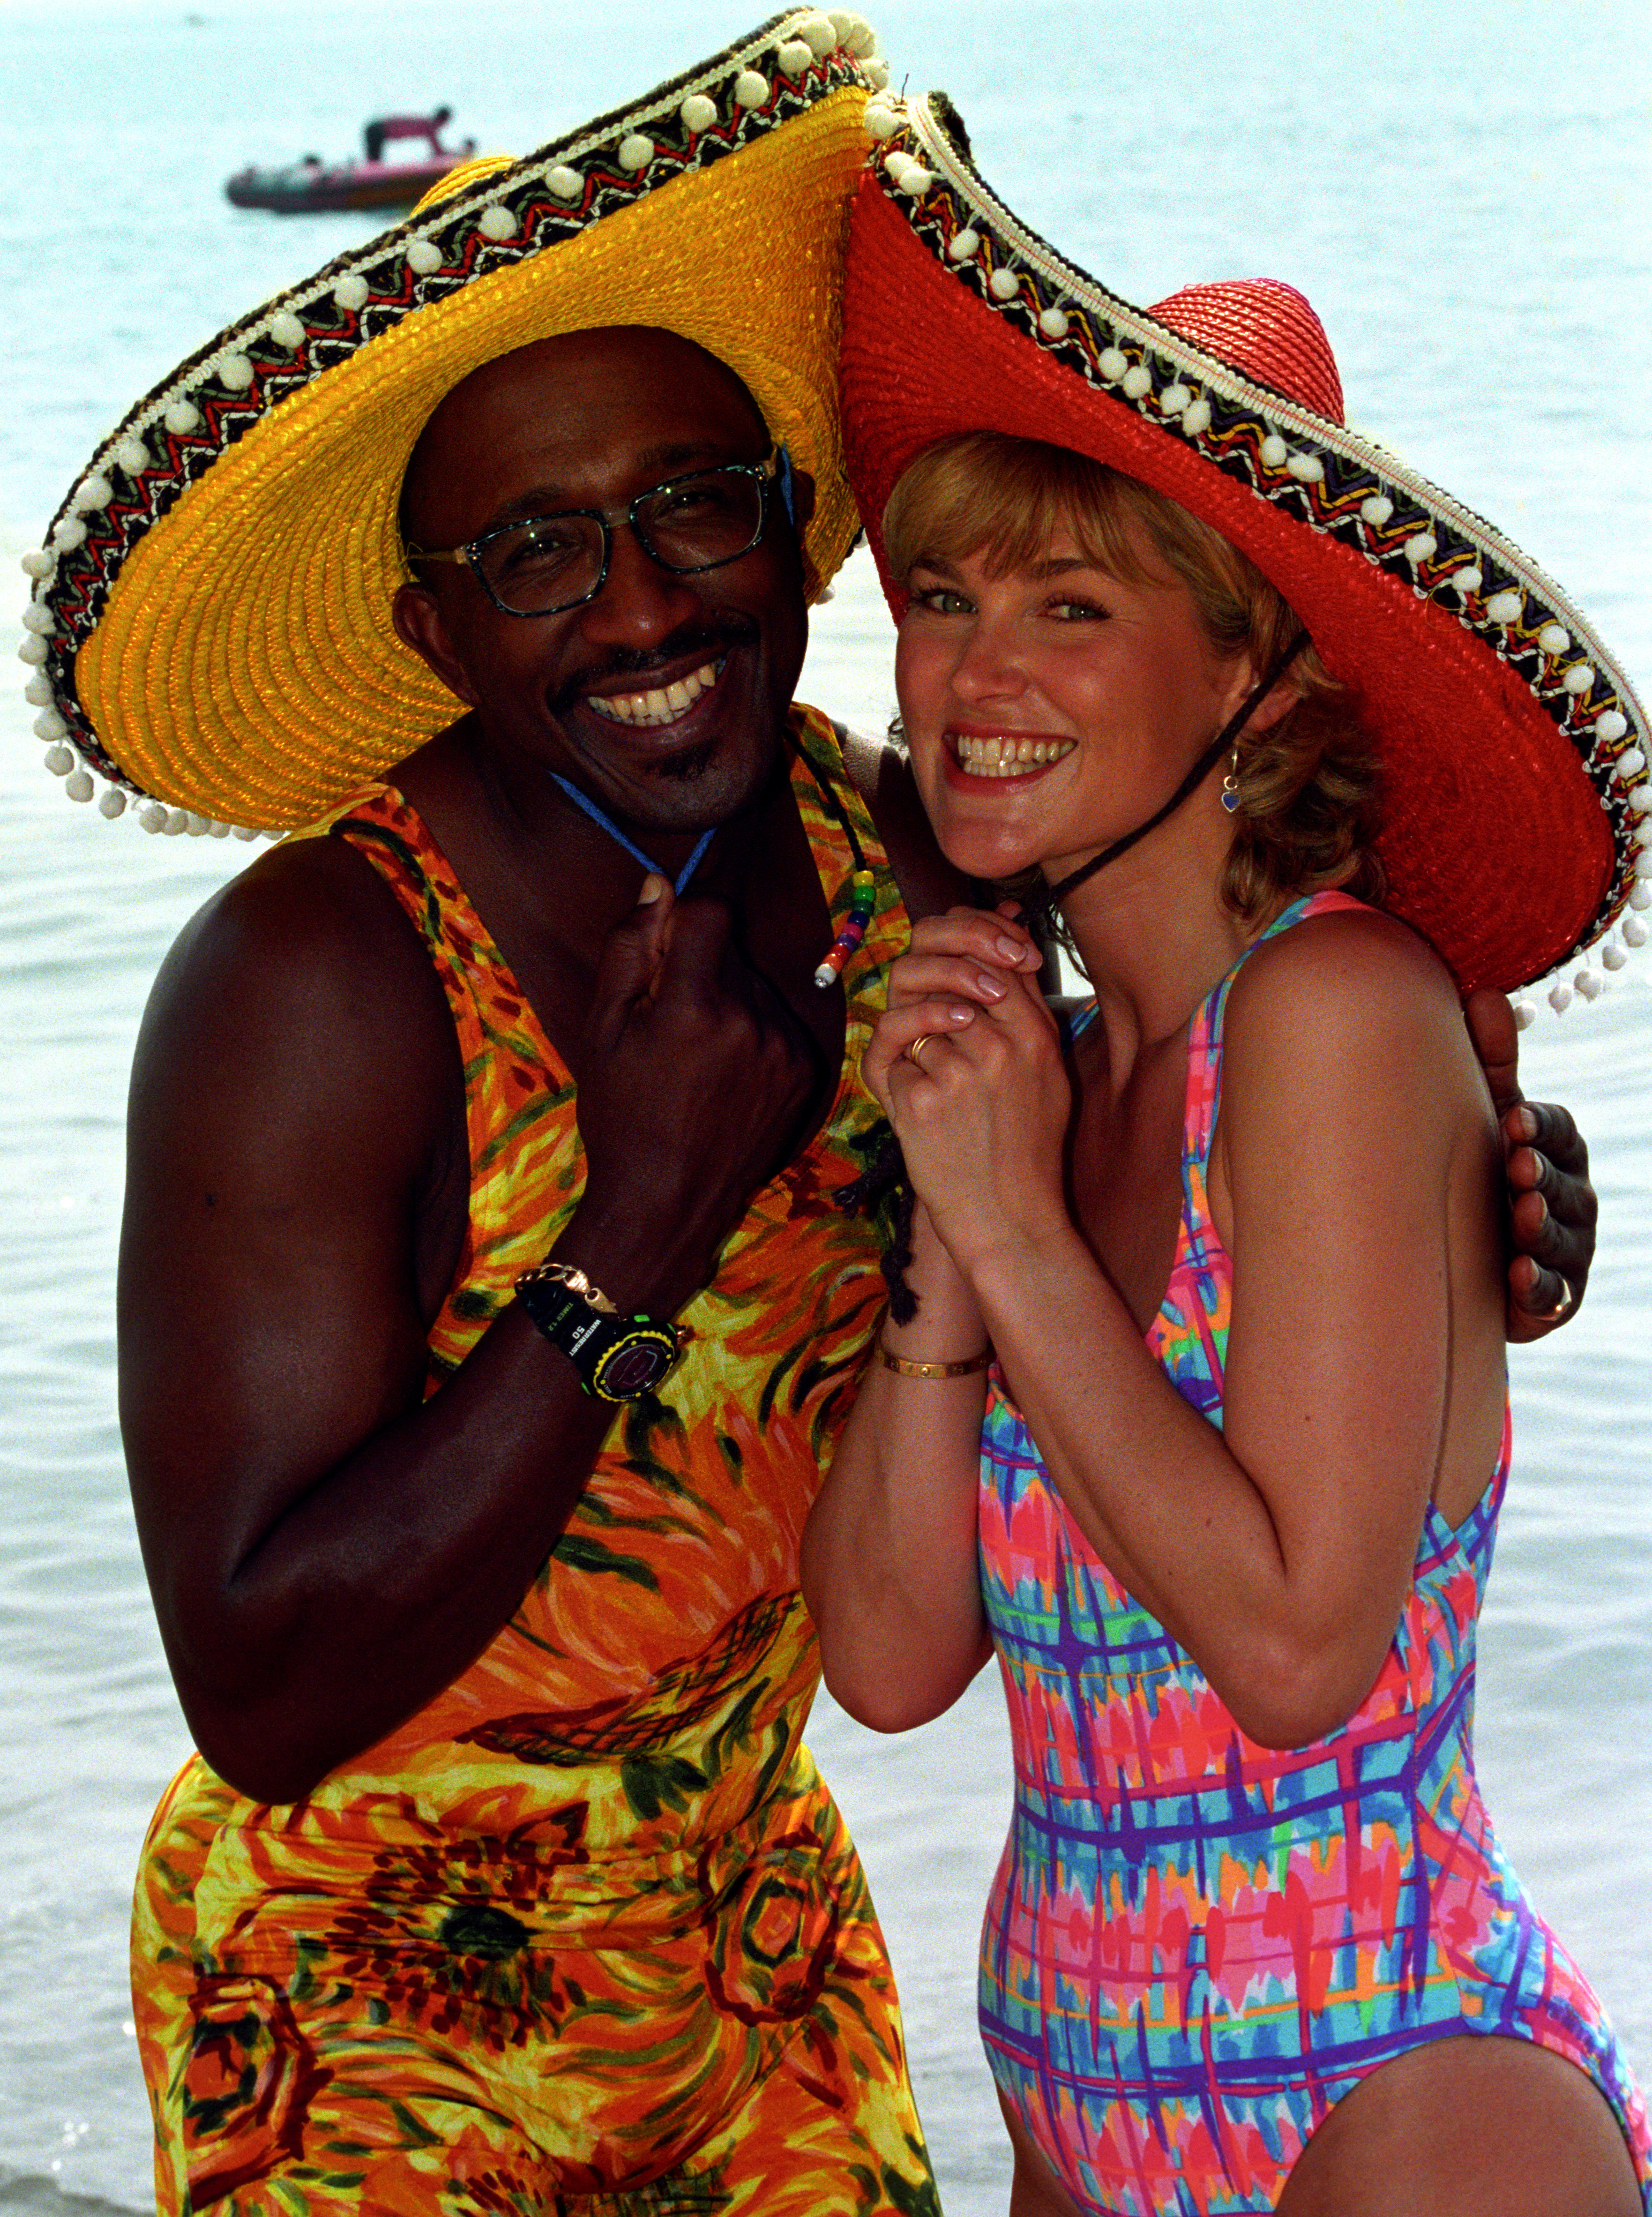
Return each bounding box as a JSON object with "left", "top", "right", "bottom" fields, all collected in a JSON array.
[{"left": 883, "top": 432, "right": 1383, "bottom": 923}]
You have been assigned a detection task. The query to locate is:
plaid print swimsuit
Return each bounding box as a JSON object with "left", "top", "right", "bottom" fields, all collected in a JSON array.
[{"left": 977, "top": 891, "right": 1652, "bottom": 2217}]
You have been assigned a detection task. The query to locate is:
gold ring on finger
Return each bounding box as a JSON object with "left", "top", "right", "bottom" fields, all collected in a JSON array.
[{"left": 907, "top": 1034, "right": 935, "bottom": 1071}]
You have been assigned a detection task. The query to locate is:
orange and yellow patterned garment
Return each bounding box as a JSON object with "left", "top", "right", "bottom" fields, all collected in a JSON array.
[{"left": 132, "top": 706, "right": 936, "bottom": 2217}]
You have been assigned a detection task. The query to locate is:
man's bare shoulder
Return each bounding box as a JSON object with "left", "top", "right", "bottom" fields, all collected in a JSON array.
[
  {"left": 832, "top": 721, "right": 971, "bottom": 921},
  {"left": 133, "top": 830, "right": 460, "bottom": 1166}
]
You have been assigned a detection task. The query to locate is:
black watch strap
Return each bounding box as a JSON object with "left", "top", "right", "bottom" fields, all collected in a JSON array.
[{"left": 516, "top": 1263, "right": 679, "bottom": 1403}]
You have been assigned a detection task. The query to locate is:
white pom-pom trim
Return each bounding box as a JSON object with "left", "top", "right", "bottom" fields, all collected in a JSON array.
[
  {"left": 164, "top": 400, "right": 202, "bottom": 435},
  {"left": 1636, "top": 851, "right": 1652, "bottom": 880},
  {"left": 863, "top": 102, "right": 900, "bottom": 140},
  {"left": 162, "top": 809, "right": 189, "bottom": 836},
  {"left": 615, "top": 136, "right": 654, "bottom": 174},
  {"left": 98, "top": 787, "right": 127, "bottom": 820},
  {"left": 1574, "top": 966, "right": 1603, "bottom": 1001},
  {"left": 734, "top": 69, "right": 769, "bottom": 105},
  {"left": 1452, "top": 566, "right": 1483, "bottom": 598},
  {"left": 269, "top": 308, "right": 307, "bottom": 348},
  {"left": 1039, "top": 307, "right": 1070, "bottom": 340},
  {"left": 1360, "top": 495, "right": 1394, "bottom": 527},
  {"left": 33, "top": 709, "right": 66, "bottom": 740},
  {"left": 1601, "top": 940, "right": 1629, "bottom": 972},
  {"left": 1403, "top": 532, "right": 1437, "bottom": 562},
  {"left": 1596, "top": 712, "right": 1630, "bottom": 745},
  {"left": 832, "top": 13, "right": 876, "bottom": 56},
  {"left": 797, "top": 12, "right": 838, "bottom": 53},
  {"left": 1547, "top": 981, "right": 1573, "bottom": 1013},
  {"left": 777, "top": 39, "right": 815, "bottom": 78},
  {"left": 20, "top": 548, "right": 53, "bottom": 580},
  {"left": 1159, "top": 383, "right": 1191, "bottom": 416},
  {"left": 73, "top": 474, "right": 114, "bottom": 512},
  {"left": 1121, "top": 365, "right": 1153, "bottom": 400},
  {"left": 988, "top": 267, "right": 1020, "bottom": 301},
  {"left": 24, "top": 674, "right": 54, "bottom": 705},
  {"left": 546, "top": 165, "right": 583, "bottom": 200},
  {"left": 186, "top": 813, "right": 212, "bottom": 836},
  {"left": 18, "top": 635, "right": 49, "bottom": 667},
  {"left": 138, "top": 801, "right": 167, "bottom": 833},
  {"left": 1631, "top": 884, "right": 1652, "bottom": 913},
  {"left": 680, "top": 93, "right": 718, "bottom": 133},
  {"left": 1512, "top": 998, "right": 1537, "bottom": 1030},
  {"left": 1483, "top": 590, "right": 1523, "bottom": 625},
  {"left": 52, "top": 517, "right": 88, "bottom": 553},
  {"left": 1615, "top": 746, "right": 1646, "bottom": 779},
  {"left": 1538, "top": 622, "right": 1570, "bottom": 654},
  {"left": 1259, "top": 434, "right": 1289, "bottom": 469},
  {"left": 478, "top": 203, "right": 517, "bottom": 238},
  {"left": 1098, "top": 349, "right": 1128, "bottom": 382},
  {"left": 217, "top": 352, "right": 255, "bottom": 390},
  {"left": 947, "top": 228, "right": 980, "bottom": 261},
  {"left": 1625, "top": 913, "right": 1650, "bottom": 944},
  {"left": 1564, "top": 664, "right": 1595, "bottom": 696},
  {"left": 44, "top": 742, "right": 75, "bottom": 775},
  {"left": 862, "top": 56, "right": 890, "bottom": 88},
  {"left": 65, "top": 769, "right": 93, "bottom": 803},
  {"left": 405, "top": 239, "right": 443, "bottom": 275},
  {"left": 114, "top": 437, "right": 149, "bottom": 475},
  {"left": 1181, "top": 399, "right": 1212, "bottom": 437},
  {"left": 333, "top": 274, "right": 370, "bottom": 311},
  {"left": 21, "top": 603, "right": 55, "bottom": 636},
  {"left": 232, "top": 824, "right": 263, "bottom": 842},
  {"left": 1286, "top": 453, "right": 1325, "bottom": 483}
]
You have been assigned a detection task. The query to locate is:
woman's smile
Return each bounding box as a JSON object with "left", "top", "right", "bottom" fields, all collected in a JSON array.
[{"left": 947, "top": 727, "right": 1078, "bottom": 780}]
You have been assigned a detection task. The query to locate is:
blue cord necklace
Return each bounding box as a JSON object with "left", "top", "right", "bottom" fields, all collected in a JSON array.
[{"left": 546, "top": 770, "right": 715, "bottom": 895}]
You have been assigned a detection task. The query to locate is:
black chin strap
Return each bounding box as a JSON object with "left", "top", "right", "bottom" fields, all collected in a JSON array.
[{"left": 1014, "top": 628, "right": 1311, "bottom": 931}]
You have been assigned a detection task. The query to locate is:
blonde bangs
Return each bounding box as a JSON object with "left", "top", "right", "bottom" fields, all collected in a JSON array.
[{"left": 882, "top": 433, "right": 1166, "bottom": 590}]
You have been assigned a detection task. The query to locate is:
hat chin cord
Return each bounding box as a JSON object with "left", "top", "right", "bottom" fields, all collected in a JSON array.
[{"left": 1015, "top": 627, "right": 1311, "bottom": 931}]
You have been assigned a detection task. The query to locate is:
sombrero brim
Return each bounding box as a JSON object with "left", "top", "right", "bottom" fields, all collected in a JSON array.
[
  {"left": 839, "top": 94, "right": 1651, "bottom": 1002},
  {"left": 26, "top": 11, "right": 890, "bottom": 831}
]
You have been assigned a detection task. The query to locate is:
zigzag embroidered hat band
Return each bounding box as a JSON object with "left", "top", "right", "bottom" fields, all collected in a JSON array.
[
  {"left": 20, "top": 10, "right": 888, "bottom": 837},
  {"left": 838, "top": 92, "right": 1651, "bottom": 1014}
]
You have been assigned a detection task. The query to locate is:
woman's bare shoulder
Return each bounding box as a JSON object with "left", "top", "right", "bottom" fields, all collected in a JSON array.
[{"left": 1218, "top": 902, "right": 1492, "bottom": 1174}]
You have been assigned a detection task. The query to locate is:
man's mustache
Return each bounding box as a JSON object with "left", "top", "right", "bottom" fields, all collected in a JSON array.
[{"left": 550, "top": 617, "right": 760, "bottom": 718}]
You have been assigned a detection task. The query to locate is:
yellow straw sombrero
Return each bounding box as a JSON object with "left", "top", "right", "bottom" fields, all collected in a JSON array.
[{"left": 22, "top": 10, "right": 890, "bottom": 835}]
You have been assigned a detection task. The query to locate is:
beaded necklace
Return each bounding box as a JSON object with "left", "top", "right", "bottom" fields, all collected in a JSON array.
[{"left": 794, "top": 738, "right": 877, "bottom": 989}]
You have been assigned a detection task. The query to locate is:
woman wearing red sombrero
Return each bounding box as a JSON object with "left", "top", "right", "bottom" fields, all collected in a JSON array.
[{"left": 803, "top": 90, "right": 1652, "bottom": 2217}]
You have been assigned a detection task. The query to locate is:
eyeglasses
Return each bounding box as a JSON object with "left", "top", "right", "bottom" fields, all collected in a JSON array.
[{"left": 406, "top": 453, "right": 781, "bottom": 617}]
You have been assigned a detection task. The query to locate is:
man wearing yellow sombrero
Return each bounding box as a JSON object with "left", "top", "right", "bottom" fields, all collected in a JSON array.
[
  {"left": 33, "top": 18, "right": 949, "bottom": 2210},
  {"left": 22, "top": 13, "right": 1600, "bottom": 2212}
]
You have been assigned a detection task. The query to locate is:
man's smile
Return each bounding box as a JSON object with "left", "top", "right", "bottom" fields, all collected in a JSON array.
[{"left": 585, "top": 656, "right": 725, "bottom": 729}]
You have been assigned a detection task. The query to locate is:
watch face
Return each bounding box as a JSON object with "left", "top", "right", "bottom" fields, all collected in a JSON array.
[{"left": 593, "top": 1332, "right": 677, "bottom": 1401}]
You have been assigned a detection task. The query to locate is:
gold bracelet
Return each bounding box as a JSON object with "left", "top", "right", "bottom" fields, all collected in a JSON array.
[{"left": 876, "top": 1341, "right": 993, "bottom": 1379}]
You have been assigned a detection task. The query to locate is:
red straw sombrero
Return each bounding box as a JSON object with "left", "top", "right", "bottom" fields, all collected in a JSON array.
[{"left": 839, "top": 92, "right": 1651, "bottom": 1014}]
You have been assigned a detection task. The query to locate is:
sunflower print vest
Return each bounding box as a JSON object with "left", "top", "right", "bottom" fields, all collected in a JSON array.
[{"left": 131, "top": 705, "right": 938, "bottom": 2215}]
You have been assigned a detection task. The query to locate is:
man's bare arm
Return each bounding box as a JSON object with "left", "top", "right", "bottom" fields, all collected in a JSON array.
[{"left": 120, "top": 841, "right": 816, "bottom": 1803}]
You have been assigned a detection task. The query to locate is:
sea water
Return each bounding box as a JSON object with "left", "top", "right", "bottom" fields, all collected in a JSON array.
[{"left": 0, "top": 0, "right": 1648, "bottom": 2206}]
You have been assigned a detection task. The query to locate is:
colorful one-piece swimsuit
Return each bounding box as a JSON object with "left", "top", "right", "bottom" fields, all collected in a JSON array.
[
  {"left": 977, "top": 890, "right": 1652, "bottom": 2217},
  {"left": 131, "top": 706, "right": 938, "bottom": 2217}
]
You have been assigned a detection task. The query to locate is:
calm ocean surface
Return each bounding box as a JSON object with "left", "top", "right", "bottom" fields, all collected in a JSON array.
[{"left": 1, "top": 0, "right": 1649, "bottom": 2206}]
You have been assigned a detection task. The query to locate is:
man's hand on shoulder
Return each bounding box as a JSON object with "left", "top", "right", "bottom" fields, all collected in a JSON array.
[{"left": 1464, "top": 987, "right": 1598, "bottom": 1342}]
